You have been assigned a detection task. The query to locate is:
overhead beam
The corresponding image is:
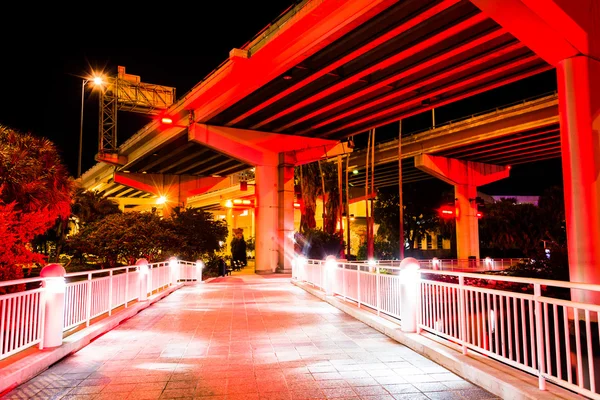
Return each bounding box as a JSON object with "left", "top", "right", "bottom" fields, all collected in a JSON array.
[
  {"left": 228, "top": 0, "right": 462, "bottom": 127},
  {"left": 291, "top": 30, "right": 513, "bottom": 134},
  {"left": 252, "top": 12, "right": 489, "bottom": 131},
  {"left": 324, "top": 53, "right": 543, "bottom": 137},
  {"left": 470, "top": 0, "right": 580, "bottom": 65}
]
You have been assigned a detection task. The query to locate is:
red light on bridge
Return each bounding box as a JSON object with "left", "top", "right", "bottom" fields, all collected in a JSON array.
[
  {"left": 293, "top": 202, "right": 301, "bottom": 208},
  {"left": 225, "top": 198, "right": 255, "bottom": 208},
  {"left": 438, "top": 205, "right": 455, "bottom": 218},
  {"left": 161, "top": 117, "right": 173, "bottom": 124},
  {"left": 476, "top": 211, "right": 483, "bottom": 218}
]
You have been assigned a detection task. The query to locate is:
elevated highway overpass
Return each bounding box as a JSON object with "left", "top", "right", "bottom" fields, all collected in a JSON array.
[{"left": 78, "top": 0, "right": 600, "bottom": 301}]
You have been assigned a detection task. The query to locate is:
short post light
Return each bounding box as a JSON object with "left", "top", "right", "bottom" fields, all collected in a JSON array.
[
  {"left": 484, "top": 256, "right": 493, "bottom": 269},
  {"left": 324, "top": 255, "right": 337, "bottom": 296},
  {"left": 399, "top": 257, "right": 421, "bottom": 333},
  {"left": 432, "top": 257, "right": 440, "bottom": 270},
  {"left": 168, "top": 256, "right": 178, "bottom": 285},
  {"left": 296, "top": 255, "right": 307, "bottom": 281},
  {"left": 136, "top": 258, "right": 149, "bottom": 301},
  {"left": 368, "top": 258, "right": 376, "bottom": 273},
  {"left": 40, "top": 263, "right": 67, "bottom": 348},
  {"left": 196, "top": 260, "right": 205, "bottom": 283}
]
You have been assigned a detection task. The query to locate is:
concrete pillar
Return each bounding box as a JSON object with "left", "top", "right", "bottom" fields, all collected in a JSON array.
[
  {"left": 415, "top": 154, "right": 509, "bottom": 260},
  {"left": 399, "top": 257, "right": 420, "bottom": 333},
  {"left": 455, "top": 183, "right": 480, "bottom": 260},
  {"left": 557, "top": 56, "right": 600, "bottom": 299},
  {"left": 278, "top": 154, "right": 295, "bottom": 273},
  {"left": 40, "top": 264, "right": 66, "bottom": 348},
  {"left": 255, "top": 164, "right": 279, "bottom": 274},
  {"left": 136, "top": 258, "right": 149, "bottom": 301}
]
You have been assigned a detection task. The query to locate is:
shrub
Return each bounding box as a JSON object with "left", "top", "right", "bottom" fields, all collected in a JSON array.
[{"left": 294, "top": 228, "right": 343, "bottom": 260}]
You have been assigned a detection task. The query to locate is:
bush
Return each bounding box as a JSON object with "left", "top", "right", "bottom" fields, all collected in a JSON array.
[
  {"left": 294, "top": 228, "right": 343, "bottom": 260},
  {"left": 356, "top": 236, "right": 399, "bottom": 260}
]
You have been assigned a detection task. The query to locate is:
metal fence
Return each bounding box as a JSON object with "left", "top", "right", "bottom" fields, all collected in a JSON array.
[
  {"left": 0, "top": 259, "right": 201, "bottom": 361},
  {"left": 293, "top": 258, "right": 600, "bottom": 400}
]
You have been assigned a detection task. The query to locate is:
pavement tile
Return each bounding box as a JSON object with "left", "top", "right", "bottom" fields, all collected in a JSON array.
[{"left": 1, "top": 274, "right": 495, "bottom": 400}]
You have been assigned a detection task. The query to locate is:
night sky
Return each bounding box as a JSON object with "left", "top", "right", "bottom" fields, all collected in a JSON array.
[{"left": 0, "top": 1, "right": 562, "bottom": 197}]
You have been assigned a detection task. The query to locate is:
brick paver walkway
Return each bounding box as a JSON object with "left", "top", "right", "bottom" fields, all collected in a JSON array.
[{"left": 1, "top": 274, "right": 498, "bottom": 400}]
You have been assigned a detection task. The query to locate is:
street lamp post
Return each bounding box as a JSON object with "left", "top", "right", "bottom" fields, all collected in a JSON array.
[
  {"left": 78, "top": 79, "right": 87, "bottom": 178},
  {"left": 78, "top": 76, "right": 104, "bottom": 178}
]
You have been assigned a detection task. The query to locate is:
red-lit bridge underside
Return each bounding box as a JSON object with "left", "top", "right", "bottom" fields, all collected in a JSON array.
[
  {"left": 202, "top": 0, "right": 550, "bottom": 140},
  {"left": 84, "top": 0, "right": 555, "bottom": 201}
]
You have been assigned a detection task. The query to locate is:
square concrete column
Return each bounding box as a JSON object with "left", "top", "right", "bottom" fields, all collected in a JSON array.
[
  {"left": 557, "top": 56, "right": 600, "bottom": 301},
  {"left": 278, "top": 154, "right": 296, "bottom": 273},
  {"left": 415, "top": 154, "right": 509, "bottom": 260},
  {"left": 255, "top": 164, "right": 279, "bottom": 274}
]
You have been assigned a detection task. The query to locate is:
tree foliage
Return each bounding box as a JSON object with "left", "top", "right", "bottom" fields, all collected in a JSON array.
[
  {"left": 373, "top": 188, "right": 443, "bottom": 254},
  {"left": 294, "top": 228, "right": 344, "bottom": 259},
  {"left": 171, "top": 207, "right": 228, "bottom": 261},
  {"left": 68, "top": 208, "right": 229, "bottom": 268},
  {"left": 68, "top": 211, "right": 179, "bottom": 267},
  {"left": 0, "top": 125, "right": 72, "bottom": 284},
  {"left": 71, "top": 188, "right": 121, "bottom": 227}
]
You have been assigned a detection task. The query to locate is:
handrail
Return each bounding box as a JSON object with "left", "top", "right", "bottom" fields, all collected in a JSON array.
[{"left": 294, "top": 258, "right": 600, "bottom": 399}]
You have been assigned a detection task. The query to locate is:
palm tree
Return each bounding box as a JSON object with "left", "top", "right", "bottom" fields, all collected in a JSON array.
[
  {"left": 0, "top": 125, "right": 72, "bottom": 217},
  {"left": 0, "top": 125, "right": 73, "bottom": 282},
  {"left": 71, "top": 187, "right": 121, "bottom": 229}
]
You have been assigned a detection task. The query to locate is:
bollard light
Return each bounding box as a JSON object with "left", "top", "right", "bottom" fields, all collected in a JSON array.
[
  {"left": 169, "top": 257, "right": 178, "bottom": 269},
  {"left": 325, "top": 255, "right": 337, "bottom": 270},
  {"left": 136, "top": 258, "right": 149, "bottom": 301},
  {"left": 432, "top": 257, "right": 440, "bottom": 270},
  {"left": 368, "top": 258, "right": 376, "bottom": 273},
  {"left": 40, "top": 263, "right": 67, "bottom": 348},
  {"left": 324, "top": 255, "right": 337, "bottom": 296},
  {"left": 484, "top": 257, "right": 493, "bottom": 267},
  {"left": 399, "top": 257, "right": 421, "bottom": 333},
  {"left": 196, "top": 260, "right": 205, "bottom": 283}
]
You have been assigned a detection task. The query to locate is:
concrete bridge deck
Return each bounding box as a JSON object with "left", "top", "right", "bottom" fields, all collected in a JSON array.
[{"left": 1, "top": 273, "right": 497, "bottom": 400}]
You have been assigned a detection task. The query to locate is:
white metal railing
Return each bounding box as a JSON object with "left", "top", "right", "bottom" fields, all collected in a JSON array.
[
  {"left": 355, "top": 258, "right": 523, "bottom": 271},
  {"left": 0, "top": 259, "right": 203, "bottom": 361},
  {"left": 293, "top": 258, "right": 600, "bottom": 400}
]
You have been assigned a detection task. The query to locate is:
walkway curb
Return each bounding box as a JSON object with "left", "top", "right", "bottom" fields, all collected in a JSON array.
[
  {"left": 0, "top": 283, "right": 184, "bottom": 395},
  {"left": 293, "top": 280, "right": 580, "bottom": 400}
]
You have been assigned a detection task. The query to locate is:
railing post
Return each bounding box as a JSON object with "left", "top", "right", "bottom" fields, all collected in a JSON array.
[
  {"left": 108, "top": 270, "right": 113, "bottom": 316},
  {"left": 125, "top": 267, "right": 129, "bottom": 308},
  {"left": 136, "top": 258, "right": 149, "bottom": 301},
  {"left": 324, "top": 256, "right": 336, "bottom": 296},
  {"left": 399, "top": 258, "right": 420, "bottom": 333},
  {"left": 357, "top": 264, "right": 361, "bottom": 308},
  {"left": 169, "top": 257, "right": 178, "bottom": 286},
  {"left": 85, "top": 272, "right": 92, "bottom": 327},
  {"left": 534, "top": 283, "right": 547, "bottom": 390},
  {"left": 196, "top": 260, "right": 205, "bottom": 283},
  {"left": 459, "top": 275, "right": 468, "bottom": 355},
  {"left": 376, "top": 266, "right": 381, "bottom": 316},
  {"left": 40, "top": 264, "right": 66, "bottom": 349},
  {"left": 342, "top": 263, "right": 346, "bottom": 301}
]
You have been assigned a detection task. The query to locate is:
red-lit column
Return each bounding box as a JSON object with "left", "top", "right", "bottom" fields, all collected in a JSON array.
[
  {"left": 415, "top": 154, "right": 509, "bottom": 261},
  {"left": 255, "top": 164, "right": 279, "bottom": 274},
  {"left": 557, "top": 56, "right": 600, "bottom": 296},
  {"left": 455, "top": 183, "right": 480, "bottom": 261},
  {"left": 278, "top": 154, "right": 296, "bottom": 273}
]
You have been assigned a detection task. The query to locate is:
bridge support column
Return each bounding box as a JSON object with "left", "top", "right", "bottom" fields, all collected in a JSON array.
[
  {"left": 557, "top": 56, "right": 600, "bottom": 300},
  {"left": 255, "top": 164, "right": 279, "bottom": 274},
  {"left": 278, "top": 155, "right": 295, "bottom": 273},
  {"left": 415, "top": 154, "right": 509, "bottom": 260},
  {"left": 188, "top": 123, "right": 351, "bottom": 273}
]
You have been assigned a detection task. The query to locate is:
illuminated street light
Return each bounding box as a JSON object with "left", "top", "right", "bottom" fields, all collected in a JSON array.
[
  {"left": 78, "top": 73, "right": 104, "bottom": 178},
  {"left": 161, "top": 117, "right": 173, "bottom": 124},
  {"left": 156, "top": 195, "right": 167, "bottom": 204}
]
